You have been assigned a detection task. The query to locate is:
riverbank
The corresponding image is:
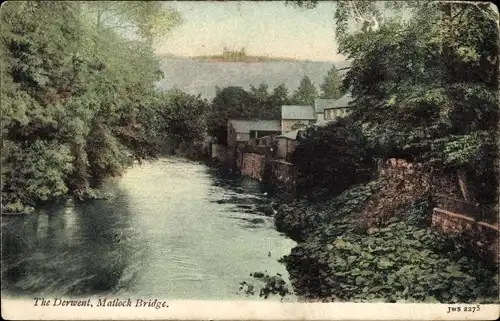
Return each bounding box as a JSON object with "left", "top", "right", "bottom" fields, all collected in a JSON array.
[{"left": 273, "top": 163, "right": 499, "bottom": 303}]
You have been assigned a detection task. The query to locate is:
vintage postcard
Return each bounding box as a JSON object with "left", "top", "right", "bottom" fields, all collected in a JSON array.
[{"left": 1, "top": 0, "right": 499, "bottom": 320}]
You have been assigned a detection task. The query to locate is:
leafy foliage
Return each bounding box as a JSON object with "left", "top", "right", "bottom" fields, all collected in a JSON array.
[
  {"left": 278, "top": 180, "right": 498, "bottom": 303},
  {"left": 282, "top": 218, "right": 498, "bottom": 303},
  {"left": 0, "top": 2, "right": 181, "bottom": 211},
  {"left": 275, "top": 179, "right": 383, "bottom": 242},
  {"left": 334, "top": 1, "right": 499, "bottom": 207},
  {"left": 156, "top": 89, "right": 209, "bottom": 148},
  {"left": 80, "top": 1, "right": 182, "bottom": 46},
  {"left": 292, "top": 118, "right": 376, "bottom": 199}
]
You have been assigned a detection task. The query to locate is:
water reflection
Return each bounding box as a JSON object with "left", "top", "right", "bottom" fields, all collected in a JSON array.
[
  {"left": 2, "top": 158, "right": 295, "bottom": 300},
  {"left": 2, "top": 184, "right": 139, "bottom": 297}
]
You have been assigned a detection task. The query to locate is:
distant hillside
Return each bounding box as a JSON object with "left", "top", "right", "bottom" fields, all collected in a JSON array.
[
  {"left": 156, "top": 56, "right": 350, "bottom": 99},
  {"left": 160, "top": 48, "right": 306, "bottom": 63},
  {"left": 190, "top": 55, "right": 301, "bottom": 63}
]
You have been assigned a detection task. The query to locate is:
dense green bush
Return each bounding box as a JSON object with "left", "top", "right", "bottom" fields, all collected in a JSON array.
[
  {"left": 0, "top": 2, "right": 180, "bottom": 212},
  {"left": 155, "top": 89, "right": 209, "bottom": 157},
  {"left": 292, "top": 118, "right": 377, "bottom": 199}
]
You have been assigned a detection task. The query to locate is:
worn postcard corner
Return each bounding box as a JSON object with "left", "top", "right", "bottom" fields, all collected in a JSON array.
[{"left": 1, "top": 0, "right": 499, "bottom": 320}]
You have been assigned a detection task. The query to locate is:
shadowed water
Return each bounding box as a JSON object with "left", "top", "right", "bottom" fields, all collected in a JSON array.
[{"left": 1, "top": 157, "right": 296, "bottom": 300}]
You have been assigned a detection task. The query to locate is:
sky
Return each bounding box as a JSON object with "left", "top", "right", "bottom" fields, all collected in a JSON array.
[{"left": 154, "top": 1, "right": 346, "bottom": 62}]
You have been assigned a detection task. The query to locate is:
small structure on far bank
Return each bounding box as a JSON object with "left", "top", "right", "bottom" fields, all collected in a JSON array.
[
  {"left": 227, "top": 119, "right": 282, "bottom": 148},
  {"left": 226, "top": 119, "right": 281, "bottom": 167},
  {"left": 275, "top": 129, "right": 303, "bottom": 162}
]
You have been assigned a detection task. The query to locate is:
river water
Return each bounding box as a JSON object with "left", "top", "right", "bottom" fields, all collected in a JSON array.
[{"left": 1, "top": 157, "right": 296, "bottom": 301}]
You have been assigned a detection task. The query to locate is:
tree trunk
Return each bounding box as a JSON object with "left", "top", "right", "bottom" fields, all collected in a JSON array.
[{"left": 457, "top": 169, "right": 473, "bottom": 202}]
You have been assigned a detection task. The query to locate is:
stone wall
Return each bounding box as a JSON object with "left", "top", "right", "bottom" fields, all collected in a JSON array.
[
  {"left": 264, "top": 159, "right": 297, "bottom": 194},
  {"left": 432, "top": 208, "right": 499, "bottom": 264},
  {"left": 240, "top": 153, "right": 266, "bottom": 181},
  {"left": 376, "top": 158, "right": 498, "bottom": 263},
  {"left": 236, "top": 151, "right": 297, "bottom": 192}
]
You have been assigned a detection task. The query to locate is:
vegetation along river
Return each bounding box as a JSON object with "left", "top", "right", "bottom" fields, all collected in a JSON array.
[{"left": 1, "top": 157, "right": 296, "bottom": 301}]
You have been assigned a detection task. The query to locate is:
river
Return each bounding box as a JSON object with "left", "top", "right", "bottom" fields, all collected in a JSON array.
[{"left": 1, "top": 157, "right": 296, "bottom": 301}]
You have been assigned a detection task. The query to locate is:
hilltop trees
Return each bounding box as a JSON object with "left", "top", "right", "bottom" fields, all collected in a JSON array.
[
  {"left": 320, "top": 65, "right": 345, "bottom": 99},
  {"left": 291, "top": 76, "right": 318, "bottom": 105},
  {"left": 1, "top": 1, "right": 182, "bottom": 212}
]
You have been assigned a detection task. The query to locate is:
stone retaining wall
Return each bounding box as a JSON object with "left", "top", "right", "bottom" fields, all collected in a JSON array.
[
  {"left": 240, "top": 153, "right": 266, "bottom": 181},
  {"left": 432, "top": 208, "right": 499, "bottom": 264},
  {"left": 264, "top": 160, "right": 297, "bottom": 193},
  {"left": 236, "top": 151, "right": 297, "bottom": 192}
]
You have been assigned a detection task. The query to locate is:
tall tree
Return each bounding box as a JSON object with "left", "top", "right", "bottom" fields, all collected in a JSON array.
[
  {"left": 249, "top": 83, "right": 270, "bottom": 103},
  {"left": 291, "top": 75, "right": 318, "bottom": 105},
  {"left": 249, "top": 82, "right": 281, "bottom": 119},
  {"left": 271, "top": 84, "right": 291, "bottom": 105},
  {"left": 206, "top": 86, "right": 255, "bottom": 144},
  {"left": 125, "top": 1, "right": 182, "bottom": 47},
  {"left": 320, "top": 65, "right": 344, "bottom": 99},
  {"left": 158, "top": 89, "right": 208, "bottom": 146},
  {"left": 0, "top": 1, "right": 181, "bottom": 211}
]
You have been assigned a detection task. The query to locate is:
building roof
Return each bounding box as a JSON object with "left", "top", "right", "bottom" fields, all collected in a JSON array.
[
  {"left": 281, "top": 105, "right": 315, "bottom": 120},
  {"left": 228, "top": 119, "right": 281, "bottom": 133},
  {"left": 314, "top": 99, "right": 337, "bottom": 114},
  {"left": 276, "top": 129, "right": 301, "bottom": 140},
  {"left": 324, "top": 93, "right": 353, "bottom": 110}
]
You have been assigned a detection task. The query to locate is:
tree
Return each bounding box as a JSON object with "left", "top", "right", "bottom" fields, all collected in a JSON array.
[
  {"left": 270, "top": 84, "right": 291, "bottom": 106},
  {"left": 206, "top": 86, "right": 256, "bottom": 144},
  {"left": 320, "top": 65, "right": 344, "bottom": 99},
  {"left": 249, "top": 83, "right": 270, "bottom": 104},
  {"left": 0, "top": 1, "right": 181, "bottom": 211},
  {"left": 289, "top": 0, "right": 499, "bottom": 211},
  {"left": 124, "top": 1, "right": 182, "bottom": 47},
  {"left": 158, "top": 89, "right": 208, "bottom": 146},
  {"left": 291, "top": 75, "right": 318, "bottom": 105},
  {"left": 267, "top": 84, "right": 292, "bottom": 118},
  {"left": 336, "top": 1, "right": 498, "bottom": 207}
]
